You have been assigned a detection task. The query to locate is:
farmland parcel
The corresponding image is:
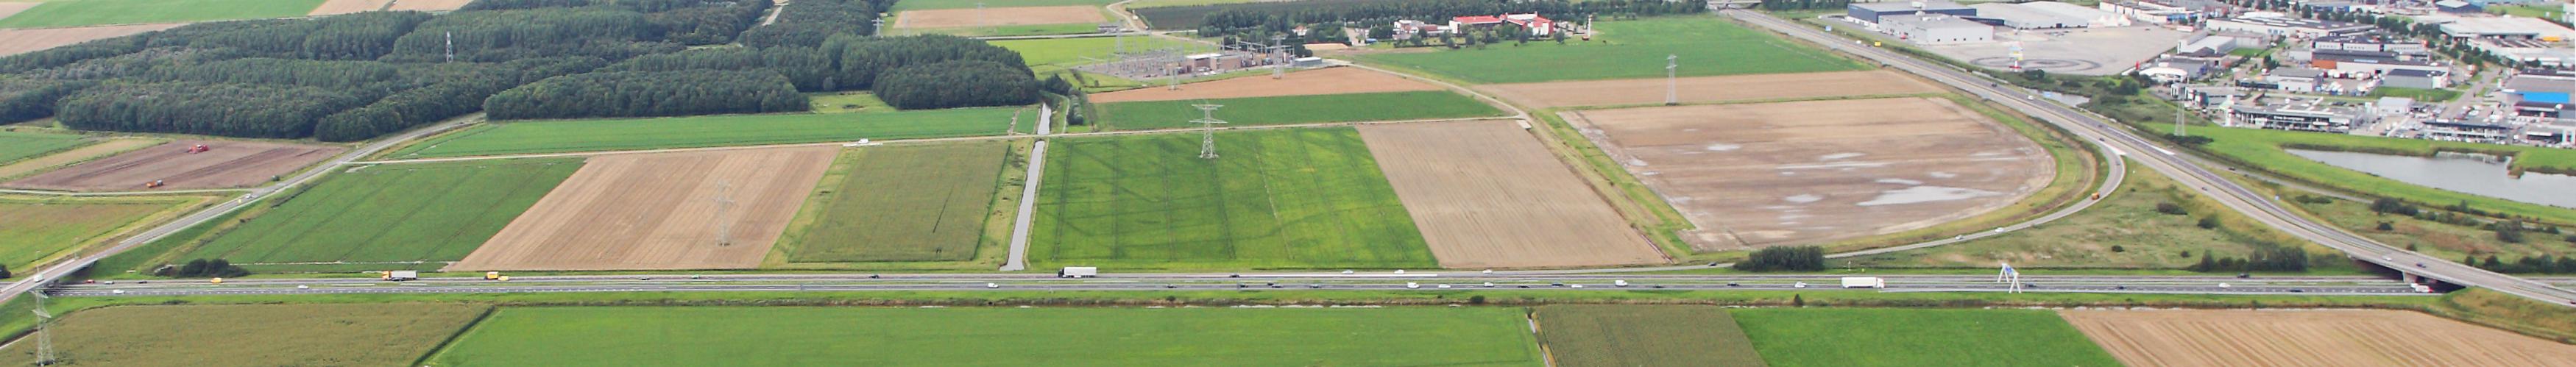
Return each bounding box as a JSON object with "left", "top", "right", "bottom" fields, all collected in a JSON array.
[
  {"left": 2062, "top": 309, "right": 2576, "bottom": 366},
  {"left": 1357, "top": 120, "right": 1663, "bottom": 268},
  {"left": 451, "top": 147, "right": 835, "bottom": 271},
  {"left": 1088, "top": 67, "right": 1444, "bottom": 103},
  {"left": 1478, "top": 70, "right": 1945, "bottom": 109},
  {"left": 780, "top": 142, "right": 1011, "bottom": 263},
  {"left": 894, "top": 5, "right": 1105, "bottom": 29},
  {"left": 425, "top": 307, "right": 1542, "bottom": 366},
  {"left": 0, "top": 138, "right": 160, "bottom": 180},
  {"left": 0, "top": 23, "right": 180, "bottom": 57},
  {"left": 6, "top": 140, "right": 343, "bottom": 191},
  {"left": 180, "top": 159, "right": 581, "bottom": 272},
  {"left": 1563, "top": 97, "right": 2053, "bottom": 251},
  {"left": 0, "top": 304, "right": 486, "bottom": 367},
  {"left": 1034, "top": 128, "right": 1437, "bottom": 269},
  {"left": 389, "top": 107, "right": 1022, "bottom": 158},
  {"left": 0, "top": 131, "right": 88, "bottom": 164},
  {"left": 1535, "top": 305, "right": 1768, "bottom": 367},
  {"left": 0, "top": 196, "right": 196, "bottom": 271},
  {"left": 1731, "top": 308, "right": 2120, "bottom": 367},
  {"left": 1355, "top": 17, "right": 1866, "bottom": 84},
  {"left": 0, "top": 0, "right": 327, "bottom": 29},
  {"left": 1096, "top": 90, "right": 1500, "bottom": 130}
]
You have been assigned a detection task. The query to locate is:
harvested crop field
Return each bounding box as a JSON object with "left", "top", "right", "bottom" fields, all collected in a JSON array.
[
  {"left": 0, "top": 2, "right": 32, "bottom": 21},
  {"left": 0, "top": 304, "right": 488, "bottom": 367},
  {"left": 1358, "top": 120, "right": 1662, "bottom": 268},
  {"left": 0, "top": 23, "right": 180, "bottom": 56},
  {"left": 2061, "top": 309, "right": 2576, "bottom": 367},
  {"left": 1090, "top": 67, "right": 1443, "bottom": 103},
  {"left": 450, "top": 147, "right": 835, "bottom": 271},
  {"left": 307, "top": 0, "right": 389, "bottom": 15},
  {"left": 1480, "top": 70, "right": 1944, "bottom": 109},
  {"left": 4, "top": 140, "right": 343, "bottom": 191},
  {"left": 1535, "top": 305, "right": 1767, "bottom": 367},
  {"left": 1563, "top": 97, "right": 2052, "bottom": 251},
  {"left": 894, "top": 5, "right": 1104, "bottom": 29},
  {"left": 385, "top": 0, "right": 470, "bottom": 11},
  {"left": 0, "top": 138, "right": 160, "bottom": 179}
]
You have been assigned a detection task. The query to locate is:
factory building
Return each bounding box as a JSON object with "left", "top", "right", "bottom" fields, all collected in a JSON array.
[
  {"left": 1878, "top": 14, "right": 1995, "bottom": 44},
  {"left": 1847, "top": 0, "right": 1976, "bottom": 24}
]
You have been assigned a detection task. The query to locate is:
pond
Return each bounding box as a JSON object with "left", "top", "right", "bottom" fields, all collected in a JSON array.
[{"left": 2286, "top": 149, "right": 2576, "bottom": 208}]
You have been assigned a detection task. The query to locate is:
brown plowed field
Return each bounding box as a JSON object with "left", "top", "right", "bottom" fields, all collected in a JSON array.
[
  {"left": 5, "top": 140, "right": 342, "bottom": 191},
  {"left": 308, "top": 0, "right": 392, "bottom": 15},
  {"left": 1358, "top": 120, "right": 1664, "bottom": 268},
  {"left": 0, "top": 138, "right": 160, "bottom": 180},
  {"left": 0, "top": 2, "right": 35, "bottom": 20},
  {"left": 385, "top": 0, "right": 473, "bottom": 11},
  {"left": 0, "top": 23, "right": 183, "bottom": 57},
  {"left": 2062, "top": 309, "right": 2576, "bottom": 367},
  {"left": 449, "top": 147, "right": 835, "bottom": 271},
  {"left": 893, "top": 5, "right": 1103, "bottom": 29},
  {"left": 1090, "top": 66, "right": 1444, "bottom": 103},
  {"left": 1564, "top": 97, "right": 2051, "bottom": 251},
  {"left": 1479, "top": 70, "right": 1944, "bottom": 109}
]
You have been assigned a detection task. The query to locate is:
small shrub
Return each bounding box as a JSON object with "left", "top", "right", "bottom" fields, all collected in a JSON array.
[
  {"left": 2155, "top": 202, "right": 2188, "bottom": 215},
  {"left": 2377, "top": 221, "right": 2395, "bottom": 231},
  {"left": 2109, "top": 245, "right": 2126, "bottom": 252},
  {"left": 2197, "top": 215, "right": 2220, "bottom": 229}
]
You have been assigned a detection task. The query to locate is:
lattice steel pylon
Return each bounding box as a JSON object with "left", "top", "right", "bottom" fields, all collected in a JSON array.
[
  {"left": 712, "top": 180, "right": 737, "bottom": 246},
  {"left": 1191, "top": 104, "right": 1227, "bottom": 159},
  {"left": 29, "top": 291, "right": 56, "bottom": 366},
  {"left": 1665, "top": 54, "right": 1680, "bottom": 105}
]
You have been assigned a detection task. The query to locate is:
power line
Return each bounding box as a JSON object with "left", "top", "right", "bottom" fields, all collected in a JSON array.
[
  {"left": 1191, "top": 104, "right": 1227, "bottom": 159},
  {"left": 712, "top": 180, "right": 737, "bottom": 246}
]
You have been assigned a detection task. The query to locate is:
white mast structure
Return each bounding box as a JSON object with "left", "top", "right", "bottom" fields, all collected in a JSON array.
[{"left": 1191, "top": 104, "right": 1227, "bottom": 159}]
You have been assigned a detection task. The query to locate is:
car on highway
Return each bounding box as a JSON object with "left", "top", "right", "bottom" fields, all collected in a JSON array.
[{"left": 984, "top": 282, "right": 998, "bottom": 288}]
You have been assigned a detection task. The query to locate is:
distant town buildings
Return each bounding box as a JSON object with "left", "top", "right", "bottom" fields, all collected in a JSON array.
[
  {"left": 2206, "top": 15, "right": 2375, "bottom": 38},
  {"left": 1449, "top": 13, "right": 1556, "bottom": 36}
]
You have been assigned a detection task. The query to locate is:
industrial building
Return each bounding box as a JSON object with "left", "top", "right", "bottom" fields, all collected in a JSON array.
[
  {"left": 2176, "top": 35, "right": 2240, "bottom": 54},
  {"left": 2312, "top": 35, "right": 2430, "bottom": 55},
  {"left": 1878, "top": 14, "right": 1995, "bottom": 44},
  {"left": 2229, "top": 100, "right": 2374, "bottom": 132},
  {"left": 2413, "top": 14, "right": 2576, "bottom": 40},
  {"left": 2381, "top": 69, "right": 2451, "bottom": 89},
  {"left": 2468, "top": 38, "right": 2576, "bottom": 68},
  {"left": 2308, "top": 49, "right": 2449, "bottom": 78},
  {"left": 2505, "top": 72, "right": 2575, "bottom": 123},
  {"left": 2138, "top": 57, "right": 2219, "bottom": 82},
  {"left": 2098, "top": 0, "right": 2225, "bottom": 24},
  {"left": 1970, "top": 1, "right": 2130, "bottom": 29},
  {"left": 1847, "top": 0, "right": 1976, "bottom": 24},
  {"left": 2206, "top": 15, "right": 2375, "bottom": 38}
]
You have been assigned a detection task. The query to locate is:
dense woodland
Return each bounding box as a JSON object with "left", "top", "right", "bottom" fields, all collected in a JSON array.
[{"left": 0, "top": 0, "right": 1038, "bottom": 141}]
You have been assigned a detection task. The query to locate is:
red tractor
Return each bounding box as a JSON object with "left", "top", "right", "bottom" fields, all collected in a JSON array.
[
  {"left": 185, "top": 144, "right": 210, "bottom": 154},
  {"left": 144, "top": 179, "right": 165, "bottom": 188}
]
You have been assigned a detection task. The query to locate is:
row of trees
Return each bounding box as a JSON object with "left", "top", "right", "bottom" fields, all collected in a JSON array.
[
  {"left": 2466, "top": 254, "right": 2576, "bottom": 274},
  {"left": 1734, "top": 246, "right": 1827, "bottom": 272},
  {"left": 1756, "top": 0, "right": 1853, "bottom": 11},
  {"left": 874, "top": 60, "right": 1040, "bottom": 110},
  {"left": 483, "top": 70, "right": 808, "bottom": 120},
  {"left": 57, "top": 82, "right": 371, "bottom": 138},
  {"left": 2185, "top": 245, "right": 2310, "bottom": 272}
]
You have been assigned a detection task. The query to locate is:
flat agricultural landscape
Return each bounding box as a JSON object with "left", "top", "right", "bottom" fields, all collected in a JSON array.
[
  {"left": 5, "top": 140, "right": 344, "bottom": 191},
  {"left": 778, "top": 141, "right": 1011, "bottom": 263},
  {"left": 1563, "top": 97, "right": 2053, "bottom": 251},
  {"left": 1535, "top": 305, "right": 1768, "bottom": 367},
  {"left": 0, "top": 304, "right": 488, "bottom": 367},
  {"left": 1479, "top": 70, "right": 1945, "bottom": 109},
  {"left": 0, "top": 130, "right": 89, "bottom": 163},
  {"left": 894, "top": 5, "right": 1105, "bottom": 29},
  {"left": 0, "top": 138, "right": 160, "bottom": 179},
  {"left": 389, "top": 107, "right": 1023, "bottom": 158},
  {"left": 1034, "top": 128, "right": 1437, "bottom": 269},
  {"left": 0, "top": 195, "right": 197, "bottom": 271},
  {"left": 0, "top": 0, "right": 325, "bottom": 29},
  {"left": 306, "top": 0, "right": 389, "bottom": 15},
  {"left": 1357, "top": 120, "right": 1663, "bottom": 268},
  {"left": 178, "top": 159, "right": 581, "bottom": 272},
  {"left": 0, "top": 23, "right": 180, "bottom": 56},
  {"left": 450, "top": 147, "right": 835, "bottom": 271},
  {"left": 2061, "top": 309, "right": 2576, "bottom": 366},
  {"left": 1354, "top": 17, "right": 1866, "bottom": 84},
  {"left": 425, "top": 307, "right": 1542, "bottom": 366},
  {"left": 1097, "top": 90, "right": 1500, "bottom": 130},
  {"left": 1089, "top": 66, "right": 1443, "bottom": 103},
  {"left": 1731, "top": 308, "right": 2120, "bottom": 367}
]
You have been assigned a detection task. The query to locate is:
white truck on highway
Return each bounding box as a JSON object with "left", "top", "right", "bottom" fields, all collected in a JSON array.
[
  {"left": 1058, "top": 266, "right": 1097, "bottom": 278},
  {"left": 384, "top": 271, "right": 419, "bottom": 281},
  {"left": 1841, "top": 277, "right": 1885, "bottom": 288}
]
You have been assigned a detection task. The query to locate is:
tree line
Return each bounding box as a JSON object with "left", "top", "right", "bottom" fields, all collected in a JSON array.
[
  {"left": 1756, "top": 0, "right": 1851, "bottom": 11},
  {"left": 57, "top": 82, "right": 374, "bottom": 138},
  {"left": 1734, "top": 246, "right": 1827, "bottom": 272},
  {"left": 484, "top": 70, "right": 810, "bottom": 120},
  {"left": 874, "top": 60, "right": 1039, "bottom": 110}
]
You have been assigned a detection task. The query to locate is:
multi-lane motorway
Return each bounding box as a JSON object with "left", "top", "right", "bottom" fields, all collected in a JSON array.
[
  {"left": 49, "top": 273, "right": 2437, "bottom": 297},
  {"left": 1721, "top": 10, "right": 2576, "bottom": 307}
]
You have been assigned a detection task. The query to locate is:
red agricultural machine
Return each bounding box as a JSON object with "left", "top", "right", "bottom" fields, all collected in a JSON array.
[
  {"left": 143, "top": 179, "right": 164, "bottom": 188},
  {"left": 185, "top": 144, "right": 210, "bottom": 154}
]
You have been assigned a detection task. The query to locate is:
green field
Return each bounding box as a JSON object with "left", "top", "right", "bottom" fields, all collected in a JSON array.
[
  {"left": 1537, "top": 305, "right": 1769, "bottom": 367},
  {"left": 1729, "top": 308, "right": 2121, "bottom": 367},
  {"left": 782, "top": 142, "right": 1012, "bottom": 263},
  {"left": 2185, "top": 125, "right": 2576, "bottom": 225},
  {"left": 0, "top": 131, "right": 88, "bottom": 164},
  {"left": 991, "top": 36, "right": 1194, "bottom": 74},
  {"left": 2368, "top": 87, "right": 2462, "bottom": 102},
  {"left": 0, "top": 304, "right": 486, "bottom": 366},
  {"left": 177, "top": 158, "right": 581, "bottom": 271},
  {"left": 890, "top": 0, "right": 1113, "bottom": 10},
  {"left": 0, "top": 0, "right": 327, "bottom": 29},
  {"left": 1096, "top": 90, "right": 1502, "bottom": 130},
  {"left": 807, "top": 92, "right": 894, "bottom": 113},
  {"left": 1035, "top": 128, "right": 1435, "bottom": 269},
  {"left": 1853, "top": 159, "right": 2293, "bottom": 269},
  {"left": 0, "top": 196, "right": 190, "bottom": 271},
  {"left": 425, "top": 307, "right": 1543, "bottom": 366},
  {"left": 2291, "top": 193, "right": 2575, "bottom": 263},
  {"left": 1354, "top": 17, "right": 1867, "bottom": 84},
  {"left": 390, "top": 107, "right": 1025, "bottom": 158},
  {"left": 896, "top": 22, "right": 1104, "bottom": 37}
]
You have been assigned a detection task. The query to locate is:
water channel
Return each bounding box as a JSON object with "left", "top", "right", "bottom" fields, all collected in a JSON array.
[{"left": 2285, "top": 149, "right": 2576, "bottom": 208}]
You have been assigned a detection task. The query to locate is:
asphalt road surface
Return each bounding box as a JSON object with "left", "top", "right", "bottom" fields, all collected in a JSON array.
[{"left": 49, "top": 273, "right": 2431, "bottom": 298}]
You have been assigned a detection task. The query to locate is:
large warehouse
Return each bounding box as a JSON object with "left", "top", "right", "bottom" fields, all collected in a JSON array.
[
  {"left": 1848, "top": 0, "right": 1976, "bottom": 24},
  {"left": 1880, "top": 14, "right": 1995, "bottom": 44}
]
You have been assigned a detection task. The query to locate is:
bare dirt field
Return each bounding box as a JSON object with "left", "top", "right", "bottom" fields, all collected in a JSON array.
[
  {"left": 307, "top": 0, "right": 392, "bottom": 15},
  {"left": 1563, "top": 97, "right": 2051, "bottom": 251},
  {"left": 893, "top": 5, "right": 1104, "bottom": 29},
  {"left": 2062, "top": 309, "right": 2576, "bottom": 367},
  {"left": 0, "top": 138, "right": 160, "bottom": 180},
  {"left": 1358, "top": 120, "right": 1664, "bottom": 268},
  {"left": 384, "top": 0, "right": 473, "bottom": 11},
  {"left": 1479, "top": 70, "right": 1943, "bottom": 109},
  {"left": 450, "top": 147, "right": 835, "bottom": 271},
  {"left": 5, "top": 140, "right": 342, "bottom": 191},
  {"left": 0, "top": 2, "right": 34, "bottom": 20},
  {"left": 0, "top": 23, "right": 183, "bottom": 57},
  {"left": 1090, "top": 66, "right": 1444, "bottom": 103}
]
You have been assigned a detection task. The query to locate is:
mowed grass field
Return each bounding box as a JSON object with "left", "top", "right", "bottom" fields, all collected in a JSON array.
[
  {"left": 0, "top": 131, "right": 88, "bottom": 164},
  {"left": 2187, "top": 125, "right": 2576, "bottom": 225},
  {"left": 390, "top": 107, "right": 1025, "bottom": 158},
  {"left": 0, "top": 0, "right": 327, "bottom": 29},
  {"left": 1354, "top": 17, "right": 1866, "bottom": 84},
  {"left": 1730, "top": 308, "right": 2122, "bottom": 367},
  {"left": 782, "top": 142, "right": 1011, "bottom": 263},
  {"left": 1035, "top": 128, "right": 1437, "bottom": 269},
  {"left": 1096, "top": 90, "right": 1501, "bottom": 130},
  {"left": 425, "top": 307, "right": 1543, "bottom": 366},
  {"left": 1536, "top": 305, "right": 1769, "bottom": 367},
  {"left": 991, "top": 36, "right": 1191, "bottom": 73},
  {"left": 179, "top": 158, "right": 581, "bottom": 271},
  {"left": 889, "top": 0, "right": 1111, "bottom": 10},
  {"left": 0, "top": 196, "right": 193, "bottom": 271},
  {"left": 0, "top": 304, "right": 486, "bottom": 366}
]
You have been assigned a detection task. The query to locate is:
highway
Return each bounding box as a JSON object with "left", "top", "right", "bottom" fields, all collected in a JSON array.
[
  {"left": 47, "top": 273, "right": 2435, "bottom": 298},
  {"left": 1722, "top": 10, "right": 2576, "bottom": 307}
]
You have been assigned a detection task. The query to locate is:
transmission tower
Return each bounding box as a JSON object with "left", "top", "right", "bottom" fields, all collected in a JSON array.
[
  {"left": 1191, "top": 104, "right": 1228, "bottom": 159},
  {"left": 977, "top": 2, "right": 988, "bottom": 32},
  {"left": 871, "top": 18, "right": 885, "bottom": 37},
  {"left": 1270, "top": 35, "right": 1289, "bottom": 79},
  {"left": 1665, "top": 54, "right": 1680, "bottom": 106},
  {"left": 2174, "top": 105, "right": 2187, "bottom": 136},
  {"left": 443, "top": 31, "right": 454, "bottom": 63},
  {"left": 712, "top": 180, "right": 737, "bottom": 246},
  {"left": 28, "top": 291, "right": 55, "bottom": 366}
]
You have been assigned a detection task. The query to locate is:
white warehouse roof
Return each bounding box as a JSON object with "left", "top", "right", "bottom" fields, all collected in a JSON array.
[{"left": 1971, "top": 3, "right": 2087, "bottom": 28}]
